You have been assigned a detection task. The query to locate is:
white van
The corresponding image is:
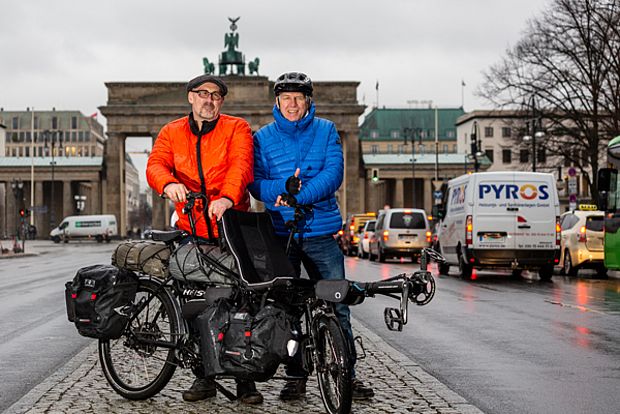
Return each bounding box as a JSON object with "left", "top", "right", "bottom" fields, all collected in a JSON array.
[
  {"left": 435, "top": 172, "right": 560, "bottom": 281},
  {"left": 50, "top": 215, "right": 118, "bottom": 243}
]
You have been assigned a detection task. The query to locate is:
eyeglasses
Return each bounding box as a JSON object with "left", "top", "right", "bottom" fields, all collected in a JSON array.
[{"left": 191, "top": 89, "right": 223, "bottom": 101}]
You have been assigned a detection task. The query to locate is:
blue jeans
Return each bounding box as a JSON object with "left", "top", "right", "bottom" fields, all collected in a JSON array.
[{"left": 282, "top": 235, "right": 357, "bottom": 378}]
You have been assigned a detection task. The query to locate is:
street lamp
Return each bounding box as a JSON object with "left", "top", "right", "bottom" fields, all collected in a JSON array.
[
  {"left": 470, "top": 121, "right": 484, "bottom": 172},
  {"left": 522, "top": 95, "right": 545, "bottom": 172},
  {"left": 43, "top": 130, "right": 63, "bottom": 229},
  {"left": 11, "top": 179, "right": 25, "bottom": 252},
  {"left": 403, "top": 127, "right": 422, "bottom": 207}
]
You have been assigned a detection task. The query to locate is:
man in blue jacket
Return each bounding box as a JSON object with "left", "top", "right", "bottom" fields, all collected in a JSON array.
[{"left": 249, "top": 72, "right": 374, "bottom": 401}]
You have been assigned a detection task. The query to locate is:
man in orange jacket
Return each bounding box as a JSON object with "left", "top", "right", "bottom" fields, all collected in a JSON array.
[{"left": 146, "top": 75, "right": 260, "bottom": 404}]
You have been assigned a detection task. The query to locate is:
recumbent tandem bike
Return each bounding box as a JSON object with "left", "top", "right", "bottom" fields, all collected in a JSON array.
[{"left": 65, "top": 191, "right": 441, "bottom": 414}]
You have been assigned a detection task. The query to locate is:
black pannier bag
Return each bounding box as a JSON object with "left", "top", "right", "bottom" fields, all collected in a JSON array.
[
  {"left": 169, "top": 243, "right": 237, "bottom": 285},
  {"left": 112, "top": 241, "right": 172, "bottom": 279},
  {"left": 197, "top": 298, "right": 292, "bottom": 382},
  {"left": 64, "top": 264, "right": 138, "bottom": 339}
]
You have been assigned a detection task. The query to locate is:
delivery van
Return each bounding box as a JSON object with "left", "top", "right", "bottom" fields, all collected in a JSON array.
[
  {"left": 50, "top": 214, "right": 118, "bottom": 243},
  {"left": 435, "top": 172, "right": 560, "bottom": 281}
]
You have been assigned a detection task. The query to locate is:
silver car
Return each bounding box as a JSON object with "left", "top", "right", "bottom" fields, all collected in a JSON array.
[{"left": 369, "top": 208, "right": 431, "bottom": 262}]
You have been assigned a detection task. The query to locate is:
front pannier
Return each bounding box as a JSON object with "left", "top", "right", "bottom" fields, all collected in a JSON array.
[
  {"left": 112, "top": 241, "right": 172, "bottom": 279},
  {"left": 64, "top": 264, "right": 138, "bottom": 339},
  {"left": 197, "top": 299, "right": 292, "bottom": 382},
  {"left": 169, "top": 243, "right": 237, "bottom": 285}
]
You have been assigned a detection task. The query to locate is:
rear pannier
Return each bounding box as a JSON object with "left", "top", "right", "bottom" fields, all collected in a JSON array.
[
  {"left": 169, "top": 243, "right": 237, "bottom": 285},
  {"left": 112, "top": 241, "right": 172, "bottom": 278},
  {"left": 65, "top": 264, "right": 138, "bottom": 339}
]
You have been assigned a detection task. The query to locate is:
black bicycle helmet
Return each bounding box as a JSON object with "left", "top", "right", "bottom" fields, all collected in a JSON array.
[{"left": 274, "top": 72, "right": 313, "bottom": 97}]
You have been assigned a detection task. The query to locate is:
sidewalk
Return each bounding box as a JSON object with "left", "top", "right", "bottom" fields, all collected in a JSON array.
[{"left": 5, "top": 319, "right": 485, "bottom": 414}]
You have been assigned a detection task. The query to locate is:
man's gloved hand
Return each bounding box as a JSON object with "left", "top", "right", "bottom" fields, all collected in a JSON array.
[{"left": 285, "top": 168, "right": 302, "bottom": 195}]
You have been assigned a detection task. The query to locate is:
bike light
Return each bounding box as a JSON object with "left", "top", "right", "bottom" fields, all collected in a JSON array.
[
  {"left": 578, "top": 225, "right": 587, "bottom": 243},
  {"left": 71, "top": 293, "right": 77, "bottom": 299},
  {"left": 383, "top": 230, "right": 389, "bottom": 241},
  {"left": 90, "top": 293, "right": 97, "bottom": 301},
  {"left": 466, "top": 215, "right": 473, "bottom": 246}
]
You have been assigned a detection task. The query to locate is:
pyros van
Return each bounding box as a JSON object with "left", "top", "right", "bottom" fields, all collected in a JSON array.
[
  {"left": 50, "top": 215, "right": 118, "bottom": 243},
  {"left": 435, "top": 172, "right": 560, "bottom": 281}
]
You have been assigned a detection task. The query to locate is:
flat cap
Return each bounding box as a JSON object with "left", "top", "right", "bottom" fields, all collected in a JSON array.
[{"left": 186, "top": 75, "right": 228, "bottom": 96}]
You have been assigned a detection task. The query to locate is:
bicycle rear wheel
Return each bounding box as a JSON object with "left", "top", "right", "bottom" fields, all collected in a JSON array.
[
  {"left": 314, "top": 315, "right": 352, "bottom": 414},
  {"left": 98, "top": 278, "right": 181, "bottom": 400}
]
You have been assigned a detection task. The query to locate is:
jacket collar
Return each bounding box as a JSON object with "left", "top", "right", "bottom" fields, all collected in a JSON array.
[{"left": 273, "top": 102, "right": 316, "bottom": 134}]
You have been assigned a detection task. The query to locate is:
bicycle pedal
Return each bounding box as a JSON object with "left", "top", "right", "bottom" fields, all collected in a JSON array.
[{"left": 383, "top": 307, "right": 404, "bottom": 331}]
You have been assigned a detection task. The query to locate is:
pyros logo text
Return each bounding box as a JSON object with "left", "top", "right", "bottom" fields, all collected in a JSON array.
[{"left": 479, "top": 183, "right": 549, "bottom": 200}]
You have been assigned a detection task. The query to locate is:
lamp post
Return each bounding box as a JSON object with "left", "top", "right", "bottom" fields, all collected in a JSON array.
[
  {"left": 43, "top": 130, "right": 63, "bottom": 229},
  {"left": 403, "top": 127, "right": 421, "bottom": 207},
  {"left": 522, "top": 95, "right": 545, "bottom": 172},
  {"left": 470, "top": 121, "right": 483, "bottom": 172}
]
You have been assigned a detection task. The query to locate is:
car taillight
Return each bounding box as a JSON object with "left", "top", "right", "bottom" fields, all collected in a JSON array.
[
  {"left": 426, "top": 231, "right": 431, "bottom": 243},
  {"left": 555, "top": 216, "right": 561, "bottom": 246},
  {"left": 350, "top": 225, "right": 355, "bottom": 231},
  {"left": 364, "top": 233, "right": 369, "bottom": 239},
  {"left": 383, "top": 230, "right": 389, "bottom": 241},
  {"left": 578, "top": 225, "right": 587, "bottom": 243},
  {"left": 466, "top": 215, "right": 473, "bottom": 246}
]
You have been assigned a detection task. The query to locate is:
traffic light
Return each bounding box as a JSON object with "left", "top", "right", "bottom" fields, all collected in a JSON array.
[
  {"left": 371, "top": 168, "right": 379, "bottom": 182},
  {"left": 19, "top": 208, "right": 25, "bottom": 218}
]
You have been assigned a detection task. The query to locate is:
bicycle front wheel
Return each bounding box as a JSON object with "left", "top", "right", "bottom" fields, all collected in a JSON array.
[
  {"left": 98, "top": 277, "right": 182, "bottom": 400},
  {"left": 314, "top": 315, "right": 352, "bottom": 414}
]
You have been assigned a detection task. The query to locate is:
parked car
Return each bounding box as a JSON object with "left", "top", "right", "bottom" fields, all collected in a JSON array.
[
  {"left": 341, "top": 213, "right": 376, "bottom": 256},
  {"left": 369, "top": 208, "right": 431, "bottom": 262},
  {"left": 559, "top": 205, "right": 606, "bottom": 277},
  {"left": 357, "top": 220, "right": 376, "bottom": 259}
]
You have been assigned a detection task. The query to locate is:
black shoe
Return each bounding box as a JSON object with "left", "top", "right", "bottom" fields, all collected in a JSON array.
[
  {"left": 279, "top": 379, "right": 307, "bottom": 401},
  {"left": 352, "top": 379, "right": 374, "bottom": 400},
  {"left": 237, "top": 380, "right": 264, "bottom": 405},
  {"left": 182, "top": 378, "right": 217, "bottom": 402}
]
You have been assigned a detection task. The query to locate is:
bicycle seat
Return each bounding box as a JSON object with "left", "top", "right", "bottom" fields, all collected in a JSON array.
[{"left": 148, "top": 229, "right": 184, "bottom": 243}]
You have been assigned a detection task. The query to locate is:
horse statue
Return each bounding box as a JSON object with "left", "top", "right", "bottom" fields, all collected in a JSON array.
[
  {"left": 248, "top": 57, "right": 260, "bottom": 75},
  {"left": 203, "top": 58, "right": 215, "bottom": 75}
]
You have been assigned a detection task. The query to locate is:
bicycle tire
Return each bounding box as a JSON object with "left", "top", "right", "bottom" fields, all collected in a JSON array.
[
  {"left": 98, "top": 277, "right": 182, "bottom": 400},
  {"left": 314, "top": 315, "right": 353, "bottom": 414}
]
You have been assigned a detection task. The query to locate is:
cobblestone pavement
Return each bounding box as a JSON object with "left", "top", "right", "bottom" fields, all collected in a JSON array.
[{"left": 6, "top": 319, "right": 484, "bottom": 414}]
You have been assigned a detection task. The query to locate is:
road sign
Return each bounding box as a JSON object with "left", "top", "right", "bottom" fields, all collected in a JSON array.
[
  {"left": 433, "top": 191, "right": 442, "bottom": 199},
  {"left": 568, "top": 176, "right": 577, "bottom": 194},
  {"left": 568, "top": 167, "right": 577, "bottom": 177},
  {"left": 569, "top": 194, "right": 577, "bottom": 203},
  {"left": 31, "top": 205, "right": 48, "bottom": 213}
]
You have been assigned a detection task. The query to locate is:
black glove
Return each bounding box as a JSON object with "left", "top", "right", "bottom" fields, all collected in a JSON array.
[{"left": 286, "top": 175, "right": 301, "bottom": 195}]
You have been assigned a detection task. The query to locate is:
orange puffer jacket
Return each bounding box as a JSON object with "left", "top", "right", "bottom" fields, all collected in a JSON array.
[{"left": 147, "top": 114, "right": 253, "bottom": 238}]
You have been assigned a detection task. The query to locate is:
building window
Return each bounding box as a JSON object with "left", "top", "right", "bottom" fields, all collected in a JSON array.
[
  {"left": 419, "top": 144, "right": 425, "bottom": 155},
  {"left": 520, "top": 149, "right": 530, "bottom": 163},
  {"left": 72, "top": 131, "right": 77, "bottom": 142},
  {"left": 485, "top": 149, "right": 494, "bottom": 162},
  {"left": 391, "top": 130, "right": 400, "bottom": 139},
  {"left": 484, "top": 127, "right": 494, "bottom": 138},
  {"left": 370, "top": 130, "right": 379, "bottom": 139},
  {"left": 371, "top": 145, "right": 378, "bottom": 154},
  {"left": 19, "top": 132, "right": 25, "bottom": 142},
  {"left": 85, "top": 131, "right": 90, "bottom": 142},
  {"left": 443, "top": 144, "right": 449, "bottom": 153},
  {"left": 397, "top": 144, "right": 404, "bottom": 154},
  {"left": 446, "top": 130, "right": 455, "bottom": 138},
  {"left": 71, "top": 116, "right": 78, "bottom": 129},
  {"left": 79, "top": 131, "right": 84, "bottom": 142},
  {"left": 12, "top": 117, "right": 19, "bottom": 129},
  {"left": 84, "top": 146, "right": 89, "bottom": 156},
  {"left": 453, "top": 144, "right": 457, "bottom": 152},
  {"left": 502, "top": 127, "right": 511, "bottom": 138},
  {"left": 387, "top": 144, "right": 393, "bottom": 153},
  {"left": 25, "top": 147, "right": 29, "bottom": 157},
  {"left": 420, "top": 130, "right": 426, "bottom": 139},
  {"left": 537, "top": 147, "right": 546, "bottom": 164},
  {"left": 52, "top": 116, "right": 58, "bottom": 129},
  {"left": 12, "top": 147, "right": 17, "bottom": 157},
  {"left": 34, "top": 116, "right": 39, "bottom": 129},
  {"left": 502, "top": 149, "right": 512, "bottom": 164}
]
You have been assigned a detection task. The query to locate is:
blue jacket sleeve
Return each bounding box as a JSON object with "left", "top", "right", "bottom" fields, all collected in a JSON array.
[
  {"left": 296, "top": 123, "right": 344, "bottom": 205},
  {"left": 248, "top": 133, "right": 287, "bottom": 204}
]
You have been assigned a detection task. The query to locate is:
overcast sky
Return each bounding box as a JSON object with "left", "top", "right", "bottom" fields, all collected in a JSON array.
[{"left": 0, "top": 0, "right": 552, "bottom": 185}]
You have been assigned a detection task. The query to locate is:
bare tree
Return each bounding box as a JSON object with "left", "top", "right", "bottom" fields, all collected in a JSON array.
[{"left": 478, "top": 0, "right": 620, "bottom": 201}]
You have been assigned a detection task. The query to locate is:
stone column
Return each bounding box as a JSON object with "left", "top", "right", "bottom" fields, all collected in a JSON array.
[
  {"left": 395, "top": 178, "right": 404, "bottom": 208},
  {"left": 34, "top": 181, "right": 44, "bottom": 237},
  {"left": 151, "top": 134, "right": 167, "bottom": 230},
  {"left": 104, "top": 133, "right": 126, "bottom": 236},
  {"left": 63, "top": 180, "right": 73, "bottom": 218},
  {"left": 423, "top": 178, "right": 432, "bottom": 213},
  {"left": 90, "top": 180, "right": 100, "bottom": 215}
]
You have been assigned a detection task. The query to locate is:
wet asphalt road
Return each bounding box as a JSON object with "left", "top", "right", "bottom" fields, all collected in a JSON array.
[{"left": 346, "top": 256, "right": 620, "bottom": 414}]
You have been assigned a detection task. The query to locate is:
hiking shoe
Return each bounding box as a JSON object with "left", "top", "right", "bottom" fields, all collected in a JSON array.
[
  {"left": 182, "top": 377, "right": 217, "bottom": 402},
  {"left": 279, "top": 379, "right": 307, "bottom": 401},
  {"left": 237, "top": 380, "right": 264, "bottom": 405},
  {"left": 352, "top": 379, "right": 374, "bottom": 400}
]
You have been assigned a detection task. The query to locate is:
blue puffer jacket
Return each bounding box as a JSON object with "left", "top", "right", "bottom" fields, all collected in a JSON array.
[{"left": 249, "top": 102, "right": 344, "bottom": 238}]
